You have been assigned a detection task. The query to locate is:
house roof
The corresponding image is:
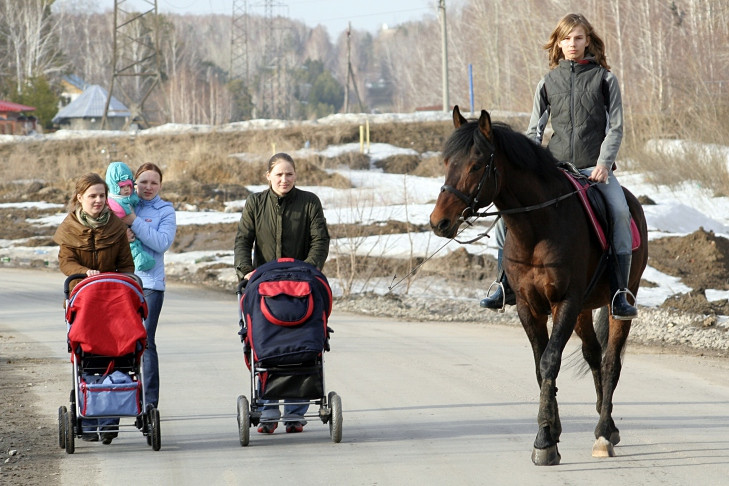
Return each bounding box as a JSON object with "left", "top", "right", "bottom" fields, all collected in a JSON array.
[
  {"left": 62, "top": 74, "right": 87, "bottom": 91},
  {"left": 52, "top": 84, "right": 130, "bottom": 123},
  {"left": 0, "top": 100, "right": 36, "bottom": 112}
]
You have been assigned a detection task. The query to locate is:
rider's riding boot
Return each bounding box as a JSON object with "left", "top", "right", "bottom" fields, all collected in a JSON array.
[
  {"left": 480, "top": 249, "right": 516, "bottom": 310},
  {"left": 610, "top": 253, "right": 638, "bottom": 320}
]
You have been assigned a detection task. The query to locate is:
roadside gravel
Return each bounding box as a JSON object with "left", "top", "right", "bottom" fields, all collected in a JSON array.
[{"left": 334, "top": 293, "right": 729, "bottom": 357}]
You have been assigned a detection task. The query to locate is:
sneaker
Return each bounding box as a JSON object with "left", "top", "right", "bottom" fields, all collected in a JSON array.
[
  {"left": 81, "top": 433, "right": 99, "bottom": 442},
  {"left": 285, "top": 422, "right": 304, "bottom": 433},
  {"left": 257, "top": 422, "right": 278, "bottom": 434},
  {"left": 101, "top": 433, "right": 114, "bottom": 445}
]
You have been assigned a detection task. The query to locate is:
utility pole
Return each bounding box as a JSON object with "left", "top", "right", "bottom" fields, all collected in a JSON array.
[
  {"left": 102, "top": 0, "right": 165, "bottom": 129},
  {"left": 343, "top": 22, "right": 363, "bottom": 113},
  {"left": 439, "top": 0, "right": 449, "bottom": 113}
]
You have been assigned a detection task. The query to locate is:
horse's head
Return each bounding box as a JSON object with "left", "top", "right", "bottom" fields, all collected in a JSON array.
[{"left": 430, "top": 106, "right": 498, "bottom": 238}]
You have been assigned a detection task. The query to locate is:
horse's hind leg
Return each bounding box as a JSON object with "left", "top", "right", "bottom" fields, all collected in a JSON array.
[
  {"left": 592, "top": 313, "right": 631, "bottom": 458},
  {"left": 573, "top": 310, "right": 603, "bottom": 413}
]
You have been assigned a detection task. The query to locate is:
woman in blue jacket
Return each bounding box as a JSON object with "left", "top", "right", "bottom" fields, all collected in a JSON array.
[{"left": 122, "top": 163, "right": 177, "bottom": 408}]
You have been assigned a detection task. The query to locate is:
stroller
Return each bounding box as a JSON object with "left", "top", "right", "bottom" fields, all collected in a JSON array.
[
  {"left": 57, "top": 272, "right": 161, "bottom": 453},
  {"left": 235, "top": 258, "right": 342, "bottom": 446}
]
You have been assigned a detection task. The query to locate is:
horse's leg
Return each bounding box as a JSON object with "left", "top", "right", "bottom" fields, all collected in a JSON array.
[
  {"left": 592, "top": 315, "right": 631, "bottom": 458},
  {"left": 518, "top": 311, "right": 550, "bottom": 388},
  {"left": 573, "top": 310, "right": 603, "bottom": 413},
  {"left": 527, "top": 301, "right": 580, "bottom": 466}
]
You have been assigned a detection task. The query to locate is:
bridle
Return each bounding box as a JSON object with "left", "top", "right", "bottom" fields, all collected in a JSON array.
[{"left": 440, "top": 131, "right": 498, "bottom": 220}]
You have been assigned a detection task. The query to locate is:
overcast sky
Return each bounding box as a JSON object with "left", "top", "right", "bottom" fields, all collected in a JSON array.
[{"left": 72, "top": 0, "right": 442, "bottom": 37}]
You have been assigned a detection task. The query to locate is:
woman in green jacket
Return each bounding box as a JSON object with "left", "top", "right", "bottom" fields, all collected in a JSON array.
[{"left": 234, "top": 152, "right": 330, "bottom": 434}]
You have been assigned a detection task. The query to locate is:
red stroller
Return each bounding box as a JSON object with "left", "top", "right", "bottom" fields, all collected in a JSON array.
[
  {"left": 235, "top": 258, "right": 342, "bottom": 446},
  {"left": 57, "top": 273, "right": 161, "bottom": 453}
]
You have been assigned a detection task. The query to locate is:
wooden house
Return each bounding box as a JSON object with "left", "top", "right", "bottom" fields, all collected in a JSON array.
[{"left": 0, "top": 100, "right": 37, "bottom": 135}]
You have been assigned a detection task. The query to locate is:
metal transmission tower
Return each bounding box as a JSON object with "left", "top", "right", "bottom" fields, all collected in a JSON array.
[
  {"left": 256, "top": 0, "right": 288, "bottom": 119},
  {"left": 230, "top": 0, "right": 249, "bottom": 82},
  {"left": 102, "top": 0, "right": 165, "bottom": 129}
]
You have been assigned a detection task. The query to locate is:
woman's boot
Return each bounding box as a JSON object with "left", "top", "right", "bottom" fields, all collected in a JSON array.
[
  {"left": 480, "top": 249, "right": 516, "bottom": 310},
  {"left": 610, "top": 253, "right": 638, "bottom": 320}
]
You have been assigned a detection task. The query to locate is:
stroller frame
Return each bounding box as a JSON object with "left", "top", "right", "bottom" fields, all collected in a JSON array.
[
  {"left": 57, "top": 273, "right": 161, "bottom": 453},
  {"left": 234, "top": 265, "right": 343, "bottom": 446}
]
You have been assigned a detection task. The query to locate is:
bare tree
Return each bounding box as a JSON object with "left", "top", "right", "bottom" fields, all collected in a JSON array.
[{"left": 1, "top": 0, "right": 65, "bottom": 93}]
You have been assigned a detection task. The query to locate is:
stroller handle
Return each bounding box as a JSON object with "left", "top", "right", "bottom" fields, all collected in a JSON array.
[
  {"left": 63, "top": 274, "right": 88, "bottom": 298},
  {"left": 63, "top": 272, "right": 143, "bottom": 298}
]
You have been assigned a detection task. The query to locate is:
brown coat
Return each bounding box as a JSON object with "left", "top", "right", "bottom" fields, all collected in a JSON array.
[{"left": 53, "top": 210, "right": 135, "bottom": 290}]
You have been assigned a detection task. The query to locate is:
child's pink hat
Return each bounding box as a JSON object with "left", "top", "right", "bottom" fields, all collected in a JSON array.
[{"left": 118, "top": 179, "right": 133, "bottom": 187}]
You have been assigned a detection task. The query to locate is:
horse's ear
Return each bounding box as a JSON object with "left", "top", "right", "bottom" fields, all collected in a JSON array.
[
  {"left": 453, "top": 105, "right": 468, "bottom": 128},
  {"left": 478, "top": 110, "right": 493, "bottom": 141}
]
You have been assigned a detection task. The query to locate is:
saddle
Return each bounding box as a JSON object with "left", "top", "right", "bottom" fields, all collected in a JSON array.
[{"left": 560, "top": 168, "right": 641, "bottom": 252}]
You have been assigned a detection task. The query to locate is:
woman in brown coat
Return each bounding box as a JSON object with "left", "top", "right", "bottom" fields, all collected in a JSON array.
[
  {"left": 54, "top": 172, "right": 134, "bottom": 291},
  {"left": 53, "top": 172, "right": 134, "bottom": 445}
]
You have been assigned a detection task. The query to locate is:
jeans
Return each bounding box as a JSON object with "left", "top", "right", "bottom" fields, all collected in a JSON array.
[
  {"left": 579, "top": 168, "right": 632, "bottom": 255},
  {"left": 260, "top": 399, "right": 308, "bottom": 425},
  {"left": 143, "top": 289, "right": 164, "bottom": 408},
  {"left": 82, "top": 418, "right": 118, "bottom": 435}
]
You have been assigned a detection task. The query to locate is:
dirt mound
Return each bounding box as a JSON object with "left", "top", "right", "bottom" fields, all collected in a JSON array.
[
  {"left": 648, "top": 228, "right": 729, "bottom": 315},
  {"left": 649, "top": 228, "right": 729, "bottom": 290}
]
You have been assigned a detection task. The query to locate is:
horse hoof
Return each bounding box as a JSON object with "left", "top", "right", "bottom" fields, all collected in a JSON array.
[
  {"left": 592, "top": 437, "right": 615, "bottom": 458},
  {"left": 609, "top": 430, "right": 621, "bottom": 446},
  {"left": 531, "top": 445, "right": 561, "bottom": 466}
]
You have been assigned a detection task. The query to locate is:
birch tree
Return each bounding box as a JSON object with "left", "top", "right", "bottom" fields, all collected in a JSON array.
[{"left": 0, "top": 0, "right": 65, "bottom": 94}]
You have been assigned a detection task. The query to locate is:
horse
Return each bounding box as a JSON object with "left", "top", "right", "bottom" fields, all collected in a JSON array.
[{"left": 429, "top": 106, "right": 648, "bottom": 466}]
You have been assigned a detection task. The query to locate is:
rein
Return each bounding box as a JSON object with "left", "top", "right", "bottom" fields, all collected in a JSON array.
[{"left": 473, "top": 183, "right": 594, "bottom": 218}]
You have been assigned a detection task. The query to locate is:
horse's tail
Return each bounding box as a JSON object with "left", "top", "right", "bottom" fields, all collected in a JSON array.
[
  {"left": 593, "top": 305, "right": 610, "bottom": 351},
  {"left": 566, "top": 305, "right": 611, "bottom": 377},
  {"left": 568, "top": 305, "right": 630, "bottom": 376}
]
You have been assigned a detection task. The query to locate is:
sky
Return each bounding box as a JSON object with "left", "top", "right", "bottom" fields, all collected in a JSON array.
[
  {"left": 88, "top": 0, "right": 440, "bottom": 37},
  {"left": 4, "top": 110, "right": 729, "bottom": 310}
]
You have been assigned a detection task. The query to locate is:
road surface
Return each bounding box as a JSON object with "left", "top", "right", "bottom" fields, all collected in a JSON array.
[{"left": 2, "top": 268, "right": 729, "bottom": 485}]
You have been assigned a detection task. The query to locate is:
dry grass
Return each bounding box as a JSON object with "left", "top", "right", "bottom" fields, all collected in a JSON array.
[{"left": 634, "top": 140, "right": 729, "bottom": 196}]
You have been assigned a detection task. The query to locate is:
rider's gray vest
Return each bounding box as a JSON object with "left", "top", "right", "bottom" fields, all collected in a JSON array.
[{"left": 543, "top": 59, "right": 609, "bottom": 169}]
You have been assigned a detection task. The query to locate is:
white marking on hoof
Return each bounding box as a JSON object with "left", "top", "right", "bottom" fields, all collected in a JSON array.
[{"left": 592, "top": 437, "right": 616, "bottom": 458}]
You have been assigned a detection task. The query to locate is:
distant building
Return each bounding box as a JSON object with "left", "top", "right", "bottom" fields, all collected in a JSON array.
[
  {"left": 59, "top": 74, "right": 88, "bottom": 108},
  {"left": 0, "top": 100, "right": 38, "bottom": 135},
  {"left": 52, "top": 84, "right": 131, "bottom": 130}
]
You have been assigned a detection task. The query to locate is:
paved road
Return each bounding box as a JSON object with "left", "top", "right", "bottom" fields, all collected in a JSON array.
[{"left": 3, "top": 268, "right": 729, "bottom": 485}]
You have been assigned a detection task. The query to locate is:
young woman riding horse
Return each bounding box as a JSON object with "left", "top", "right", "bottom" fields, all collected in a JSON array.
[
  {"left": 429, "top": 105, "right": 648, "bottom": 465},
  {"left": 481, "top": 14, "right": 637, "bottom": 322}
]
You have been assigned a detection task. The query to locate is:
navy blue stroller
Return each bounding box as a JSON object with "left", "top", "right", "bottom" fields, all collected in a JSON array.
[{"left": 235, "top": 258, "right": 342, "bottom": 445}]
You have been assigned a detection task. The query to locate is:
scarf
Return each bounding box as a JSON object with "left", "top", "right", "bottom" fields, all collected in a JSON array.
[{"left": 76, "top": 206, "right": 111, "bottom": 229}]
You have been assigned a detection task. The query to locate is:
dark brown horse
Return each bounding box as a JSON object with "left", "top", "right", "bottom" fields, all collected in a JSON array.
[{"left": 430, "top": 106, "right": 648, "bottom": 465}]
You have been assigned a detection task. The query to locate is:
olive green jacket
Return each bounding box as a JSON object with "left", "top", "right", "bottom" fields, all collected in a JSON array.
[{"left": 234, "top": 187, "right": 330, "bottom": 280}]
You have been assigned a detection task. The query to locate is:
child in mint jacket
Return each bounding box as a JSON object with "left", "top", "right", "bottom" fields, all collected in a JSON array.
[{"left": 105, "top": 161, "right": 156, "bottom": 272}]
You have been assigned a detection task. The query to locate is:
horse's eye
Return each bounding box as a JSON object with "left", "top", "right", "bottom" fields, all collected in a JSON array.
[{"left": 469, "top": 163, "right": 483, "bottom": 173}]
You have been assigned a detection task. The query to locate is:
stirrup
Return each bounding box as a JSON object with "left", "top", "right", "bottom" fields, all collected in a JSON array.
[
  {"left": 485, "top": 281, "right": 507, "bottom": 313},
  {"left": 610, "top": 288, "right": 637, "bottom": 319}
]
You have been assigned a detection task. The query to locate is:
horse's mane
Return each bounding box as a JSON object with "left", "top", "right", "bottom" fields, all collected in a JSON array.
[{"left": 444, "top": 120, "right": 563, "bottom": 180}]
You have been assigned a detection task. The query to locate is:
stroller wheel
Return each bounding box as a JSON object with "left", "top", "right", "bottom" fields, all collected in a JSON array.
[
  {"left": 58, "top": 406, "right": 67, "bottom": 449},
  {"left": 236, "top": 395, "right": 250, "bottom": 446},
  {"left": 64, "top": 408, "right": 75, "bottom": 454},
  {"left": 329, "top": 392, "right": 343, "bottom": 444},
  {"left": 149, "top": 407, "right": 162, "bottom": 451}
]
